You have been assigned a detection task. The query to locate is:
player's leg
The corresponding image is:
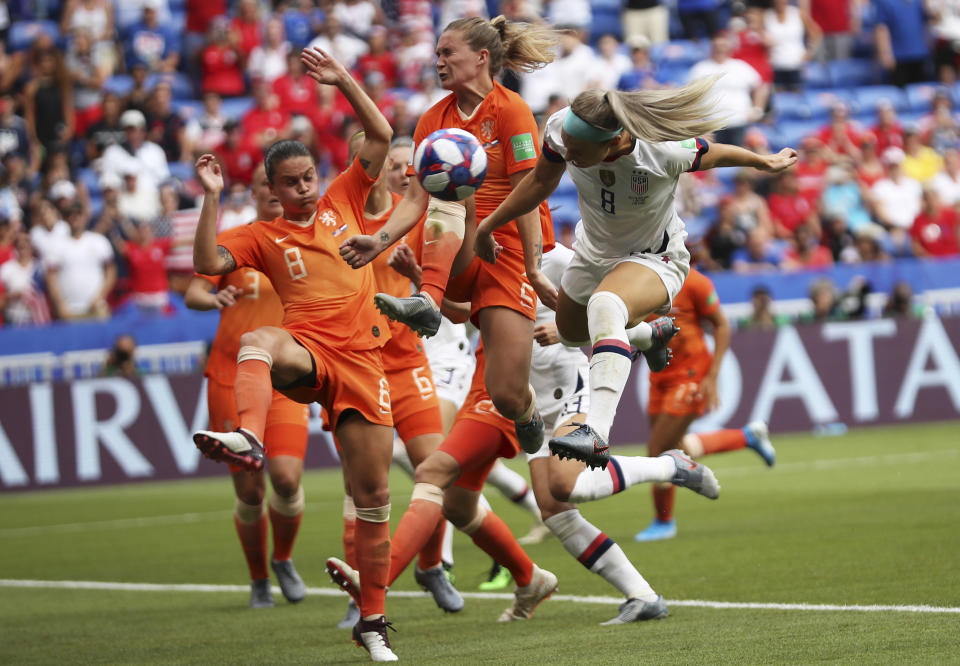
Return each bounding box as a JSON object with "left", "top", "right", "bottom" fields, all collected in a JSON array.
[
  {"left": 230, "top": 467, "right": 272, "bottom": 608},
  {"left": 636, "top": 411, "right": 698, "bottom": 542},
  {"left": 477, "top": 306, "right": 543, "bottom": 453},
  {"left": 193, "top": 326, "right": 315, "bottom": 469},
  {"left": 683, "top": 422, "right": 776, "bottom": 467},
  {"left": 337, "top": 451, "right": 362, "bottom": 629},
  {"left": 266, "top": 453, "right": 306, "bottom": 603},
  {"left": 485, "top": 460, "right": 547, "bottom": 544}
]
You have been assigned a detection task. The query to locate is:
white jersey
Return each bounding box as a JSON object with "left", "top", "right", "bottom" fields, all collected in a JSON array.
[
  {"left": 424, "top": 316, "right": 475, "bottom": 408},
  {"left": 543, "top": 108, "right": 705, "bottom": 259}
]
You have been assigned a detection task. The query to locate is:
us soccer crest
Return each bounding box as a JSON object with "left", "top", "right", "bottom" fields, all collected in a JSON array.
[
  {"left": 480, "top": 119, "right": 495, "bottom": 143},
  {"left": 631, "top": 170, "right": 648, "bottom": 195},
  {"left": 599, "top": 170, "right": 616, "bottom": 187}
]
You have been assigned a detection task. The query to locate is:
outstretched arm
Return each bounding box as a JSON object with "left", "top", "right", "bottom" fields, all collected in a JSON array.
[
  {"left": 302, "top": 47, "right": 392, "bottom": 179},
  {"left": 478, "top": 154, "right": 566, "bottom": 240},
  {"left": 184, "top": 276, "right": 241, "bottom": 311},
  {"left": 698, "top": 143, "right": 799, "bottom": 173},
  {"left": 192, "top": 154, "right": 236, "bottom": 275}
]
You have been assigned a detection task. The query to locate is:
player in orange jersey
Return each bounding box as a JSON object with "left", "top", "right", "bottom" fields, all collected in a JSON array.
[
  {"left": 185, "top": 164, "right": 310, "bottom": 609},
  {"left": 339, "top": 16, "right": 560, "bottom": 458},
  {"left": 191, "top": 48, "right": 399, "bottom": 662},
  {"left": 327, "top": 341, "right": 559, "bottom": 624},
  {"left": 333, "top": 134, "right": 461, "bottom": 630},
  {"left": 635, "top": 267, "right": 776, "bottom": 542}
]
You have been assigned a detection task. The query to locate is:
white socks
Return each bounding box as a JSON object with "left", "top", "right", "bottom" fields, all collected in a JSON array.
[
  {"left": 626, "top": 321, "right": 653, "bottom": 350},
  {"left": 544, "top": 509, "right": 656, "bottom": 601},
  {"left": 486, "top": 461, "right": 541, "bottom": 521},
  {"left": 585, "top": 291, "right": 634, "bottom": 440},
  {"left": 568, "top": 455, "right": 676, "bottom": 503}
]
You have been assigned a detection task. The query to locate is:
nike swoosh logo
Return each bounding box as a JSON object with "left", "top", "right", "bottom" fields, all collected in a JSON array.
[
  {"left": 423, "top": 239, "right": 440, "bottom": 245},
  {"left": 275, "top": 235, "right": 289, "bottom": 244}
]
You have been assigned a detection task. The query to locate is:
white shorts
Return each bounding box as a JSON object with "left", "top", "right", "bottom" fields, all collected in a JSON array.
[
  {"left": 526, "top": 364, "right": 590, "bottom": 462},
  {"left": 561, "top": 221, "right": 690, "bottom": 314},
  {"left": 427, "top": 348, "right": 474, "bottom": 408}
]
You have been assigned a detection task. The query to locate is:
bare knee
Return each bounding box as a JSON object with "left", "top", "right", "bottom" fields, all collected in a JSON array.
[
  {"left": 442, "top": 497, "right": 476, "bottom": 528},
  {"left": 269, "top": 470, "right": 301, "bottom": 498},
  {"left": 488, "top": 381, "right": 529, "bottom": 419},
  {"left": 548, "top": 474, "right": 574, "bottom": 504},
  {"left": 413, "top": 451, "right": 458, "bottom": 489},
  {"left": 233, "top": 471, "right": 266, "bottom": 506}
]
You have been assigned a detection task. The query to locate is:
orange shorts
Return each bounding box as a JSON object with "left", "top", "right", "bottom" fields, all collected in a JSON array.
[
  {"left": 284, "top": 331, "right": 393, "bottom": 432},
  {"left": 386, "top": 364, "right": 444, "bottom": 440},
  {"left": 207, "top": 378, "right": 310, "bottom": 471},
  {"left": 648, "top": 375, "right": 708, "bottom": 418},
  {"left": 445, "top": 245, "right": 536, "bottom": 325},
  {"left": 441, "top": 418, "right": 515, "bottom": 492}
]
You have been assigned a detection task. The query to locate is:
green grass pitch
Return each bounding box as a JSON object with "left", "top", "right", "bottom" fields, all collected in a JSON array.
[{"left": 2, "top": 421, "right": 959, "bottom": 664}]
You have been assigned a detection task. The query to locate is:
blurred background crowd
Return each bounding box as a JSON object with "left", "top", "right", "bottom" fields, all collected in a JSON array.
[{"left": 1, "top": 0, "right": 959, "bottom": 331}]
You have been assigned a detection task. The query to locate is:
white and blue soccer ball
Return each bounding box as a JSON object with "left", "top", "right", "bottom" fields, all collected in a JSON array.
[{"left": 413, "top": 128, "right": 487, "bottom": 202}]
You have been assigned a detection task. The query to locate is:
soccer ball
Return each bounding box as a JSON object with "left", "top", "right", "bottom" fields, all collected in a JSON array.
[{"left": 413, "top": 128, "right": 488, "bottom": 202}]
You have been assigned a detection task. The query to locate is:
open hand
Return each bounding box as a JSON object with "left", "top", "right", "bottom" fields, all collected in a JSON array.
[
  {"left": 301, "top": 47, "right": 349, "bottom": 87},
  {"left": 761, "top": 148, "right": 799, "bottom": 173},
  {"left": 195, "top": 154, "right": 224, "bottom": 194}
]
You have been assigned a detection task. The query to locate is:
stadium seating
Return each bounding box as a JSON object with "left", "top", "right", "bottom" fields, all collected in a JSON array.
[
  {"left": 220, "top": 97, "right": 255, "bottom": 122},
  {"left": 145, "top": 72, "right": 195, "bottom": 100},
  {"left": 827, "top": 58, "right": 884, "bottom": 88},
  {"left": 8, "top": 20, "right": 59, "bottom": 51},
  {"left": 854, "top": 85, "right": 910, "bottom": 113},
  {"left": 802, "top": 62, "right": 832, "bottom": 89},
  {"left": 104, "top": 75, "right": 136, "bottom": 98}
]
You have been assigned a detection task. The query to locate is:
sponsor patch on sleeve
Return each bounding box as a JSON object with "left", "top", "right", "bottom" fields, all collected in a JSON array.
[
  {"left": 680, "top": 138, "right": 697, "bottom": 150},
  {"left": 511, "top": 133, "right": 537, "bottom": 161}
]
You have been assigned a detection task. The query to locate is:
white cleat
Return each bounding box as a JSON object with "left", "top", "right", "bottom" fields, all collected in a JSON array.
[
  {"left": 353, "top": 616, "right": 398, "bottom": 662},
  {"left": 497, "top": 565, "right": 558, "bottom": 622},
  {"left": 745, "top": 421, "right": 776, "bottom": 467}
]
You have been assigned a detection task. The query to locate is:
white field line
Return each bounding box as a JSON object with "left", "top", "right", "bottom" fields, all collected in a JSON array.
[
  {"left": 3, "top": 449, "right": 958, "bottom": 538},
  {"left": 1, "top": 579, "right": 958, "bottom": 615}
]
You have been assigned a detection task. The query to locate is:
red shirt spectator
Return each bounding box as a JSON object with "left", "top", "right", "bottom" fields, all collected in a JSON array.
[
  {"left": 355, "top": 26, "right": 398, "bottom": 87},
  {"left": 795, "top": 137, "right": 829, "bottom": 202},
  {"left": 272, "top": 52, "right": 319, "bottom": 117},
  {"left": 242, "top": 83, "right": 291, "bottom": 149},
  {"left": 809, "top": 0, "right": 852, "bottom": 34},
  {"left": 201, "top": 42, "right": 245, "bottom": 97},
  {"left": 768, "top": 171, "right": 818, "bottom": 238},
  {"left": 216, "top": 122, "right": 262, "bottom": 186},
  {"left": 733, "top": 7, "right": 773, "bottom": 83},
  {"left": 124, "top": 232, "right": 173, "bottom": 309},
  {"left": 911, "top": 196, "right": 960, "bottom": 257},
  {"left": 231, "top": 0, "right": 263, "bottom": 60},
  {"left": 870, "top": 103, "right": 905, "bottom": 156},
  {"left": 186, "top": 0, "right": 226, "bottom": 35},
  {"left": 816, "top": 105, "right": 866, "bottom": 161}
]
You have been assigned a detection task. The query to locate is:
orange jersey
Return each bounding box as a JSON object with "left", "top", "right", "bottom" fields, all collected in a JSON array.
[
  {"left": 454, "top": 341, "right": 520, "bottom": 459},
  {"left": 364, "top": 192, "right": 429, "bottom": 371},
  {"left": 410, "top": 82, "right": 555, "bottom": 253},
  {"left": 201, "top": 267, "right": 285, "bottom": 386},
  {"left": 650, "top": 268, "right": 720, "bottom": 382},
  {"left": 218, "top": 158, "right": 390, "bottom": 351}
]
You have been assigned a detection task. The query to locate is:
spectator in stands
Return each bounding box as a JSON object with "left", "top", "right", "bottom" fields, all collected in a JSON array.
[
  {"left": 241, "top": 80, "right": 291, "bottom": 152},
  {"left": 102, "top": 109, "right": 170, "bottom": 190},
  {"left": 930, "top": 147, "right": 960, "bottom": 205},
  {"left": 355, "top": 25, "right": 398, "bottom": 89},
  {"left": 546, "top": 0, "right": 592, "bottom": 31},
  {"left": 200, "top": 17, "right": 245, "bottom": 98},
  {"left": 117, "top": 160, "right": 161, "bottom": 224},
  {"left": 406, "top": 67, "right": 448, "bottom": 118},
  {"left": 102, "top": 334, "right": 140, "bottom": 378},
  {"left": 802, "top": 277, "right": 843, "bottom": 322},
  {"left": 821, "top": 162, "right": 872, "bottom": 234},
  {"left": 870, "top": 100, "right": 905, "bottom": 156},
  {"left": 873, "top": 0, "right": 931, "bottom": 87},
  {"left": 593, "top": 34, "right": 633, "bottom": 91},
  {"left": 0, "top": 217, "right": 12, "bottom": 265},
  {"left": 116, "top": 219, "right": 174, "bottom": 312},
  {"left": 28, "top": 199, "right": 69, "bottom": 261},
  {"left": 0, "top": 232, "right": 51, "bottom": 326},
  {"left": 765, "top": 0, "right": 821, "bottom": 92},
  {"left": 794, "top": 136, "right": 829, "bottom": 201},
  {"left": 270, "top": 51, "right": 318, "bottom": 119},
  {"left": 732, "top": 226, "right": 785, "bottom": 273},
  {"left": 123, "top": 0, "right": 179, "bottom": 74},
  {"left": 817, "top": 102, "right": 866, "bottom": 162},
  {"left": 86, "top": 92, "right": 128, "bottom": 157},
  {"left": 215, "top": 120, "right": 261, "bottom": 186},
  {"left": 0, "top": 40, "right": 25, "bottom": 98},
  {"left": 782, "top": 222, "right": 833, "bottom": 270},
  {"left": 248, "top": 17, "right": 291, "bottom": 85},
  {"left": 902, "top": 126, "right": 944, "bottom": 183},
  {"left": 0, "top": 95, "right": 32, "bottom": 165},
  {"left": 49, "top": 179, "right": 85, "bottom": 222},
  {"left": 363, "top": 71, "right": 398, "bottom": 127},
  {"left": 870, "top": 146, "right": 922, "bottom": 255},
  {"left": 928, "top": 0, "right": 960, "bottom": 83},
  {"left": 617, "top": 35, "right": 661, "bottom": 91},
  {"left": 803, "top": 0, "right": 860, "bottom": 62},
  {"left": 911, "top": 186, "right": 960, "bottom": 257},
  {"left": 65, "top": 27, "right": 109, "bottom": 138},
  {"left": 623, "top": 0, "right": 669, "bottom": 47},
  {"left": 396, "top": 25, "right": 436, "bottom": 89},
  {"left": 231, "top": 0, "right": 263, "bottom": 63},
  {"left": 282, "top": 0, "right": 326, "bottom": 50},
  {"left": 44, "top": 204, "right": 116, "bottom": 321},
  {"left": 840, "top": 222, "right": 890, "bottom": 264},
  {"left": 883, "top": 281, "right": 923, "bottom": 318},
  {"left": 116, "top": 0, "right": 171, "bottom": 32},
  {"left": 724, "top": 169, "right": 773, "bottom": 236},
  {"left": 184, "top": 0, "right": 227, "bottom": 82},
  {"left": 93, "top": 171, "right": 132, "bottom": 238},
  {"left": 336, "top": 0, "right": 382, "bottom": 40},
  {"left": 218, "top": 183, "right": 256, "bottom": 231},
  {"left": 184, "top": 92, "right": 228, "bottom": 156},
  {"left": 921, "top": 92, "right": 960, "bottom": 154},
  {"left": 768, "top": 169, "right": 820, "bottom": 239},
  {"left": 61, "top": 0, "right": 115, "bottom": 44},
  {"left": 677, "top": 0, "right": 722, "bottom": 41},
  {"left": 146, "top": 80, "right": 186, "bottom": 162},
  {"left": 689, "top": 32, "right": 768, "bottom": 147},
  {"left": 0, "top": 161, "right": 24, "bottom": 227},
  {"left": 732, "top": 6, "right": 773, "bottom": 87},
  {"left": 23, "top": 47, "right": 74, "bottom": 154},
  {"left": 307, "top": 15, "right": 368, "bottom": 70},
  {"left": 738, "top": 284, "right": 788, "bottom": 330},
  {"left": 856, "top": 135, "right": 886, "bottom": 187}
]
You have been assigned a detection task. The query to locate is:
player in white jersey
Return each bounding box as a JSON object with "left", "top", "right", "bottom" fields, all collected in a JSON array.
[
  {"left": 477, "top": 79, "right": 798, "bottom": 469},
  {"left": 526, "top": 243, "right": 722, "bottom": 624}
]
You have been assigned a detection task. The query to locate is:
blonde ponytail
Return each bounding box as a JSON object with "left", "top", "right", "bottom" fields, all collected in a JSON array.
[
  {"left": 446, "top": 15, "right": 557, "bottom": 77},
  {"left": 571, "top": 76, "right": 730, "bottom": 143}
]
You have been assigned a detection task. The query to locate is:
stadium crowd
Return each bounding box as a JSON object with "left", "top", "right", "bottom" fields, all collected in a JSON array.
[{"left": 1, "top": 0, "right": 959, "bottom": 328}]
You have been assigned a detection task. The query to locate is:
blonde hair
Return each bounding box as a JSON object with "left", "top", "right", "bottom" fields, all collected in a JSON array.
[
  {"left": 445, "top": 15, "right": 557, "bottom": 77},
  {"left": 570, "top": 76, "right": 729, "bottom": 143}
]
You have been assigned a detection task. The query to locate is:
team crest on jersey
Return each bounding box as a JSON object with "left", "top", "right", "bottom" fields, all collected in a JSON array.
[
  {"left": 318, "top": 209, "right": 338, "bottom": 227},
  {"left": 480, "top": 119, "right": 495, "bottom": 143},
  {"left": 599, "top": 170, "right": 616, "bottom": 187},
  {"left": 631, "top": 171, "right": 648, "bottom": 195}
]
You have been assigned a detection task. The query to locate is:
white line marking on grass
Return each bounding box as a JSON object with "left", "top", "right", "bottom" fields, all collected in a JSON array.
[
  {"left": 715, "top": 448, "right": 960, "bottom": 478},
  {"left": 2, "top": 579, "right": 958, "bottom": 615}
]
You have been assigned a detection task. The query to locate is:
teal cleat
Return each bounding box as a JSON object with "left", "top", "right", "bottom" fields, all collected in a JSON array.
[{"left": 634, "top": 518, "right": 677, "bottom": 542}]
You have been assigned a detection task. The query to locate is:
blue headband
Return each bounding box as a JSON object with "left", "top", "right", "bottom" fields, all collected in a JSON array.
[{"left": 562, "top": 109, "right": 623, "bottom": 143}]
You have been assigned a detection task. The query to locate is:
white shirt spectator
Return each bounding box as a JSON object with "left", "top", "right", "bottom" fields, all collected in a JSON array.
[
  {"left": 334, "top": 0, "right": 379, "bottom": 38},
  {"left": 871, "top": 176, "right": 923, "bottom": 229},
  {"left": 930, "top": 169, "right": 960, "bottom": 206},
  {"left": 546, "top": 0, "right": 591, "bottom": 29},
  {"left": 115, "top": 0, "right": 170, "bottom": 30},
  {"left": 247, "top": 42, "right": 291, "bottom": 84},
  {"left": 219, "top": 204, "right": 257, "bottom": 231},
  {"left": 44, "top": 232, "right": 114, "bottom": 317},
  {"left": 101, "top": 142, "right": 170, "bottom": 190},
  {"left": 307, "top": 32, "right": 369, "bottom": 70},
  {"left": 0, "top": 257, "right": 40, "bottom": 324},
  {"left": 929, "top": 0, "right": 960, "bottom": 42},
  {"left": 438, "top": 0, "right": 488, "bottom": 33},
  {"left": 765, "top": 5, "right": 806, "bottom": 71},
  {"left": 688, "top": 57, "right": 761, "bottom": 127},
  {"left": 556, "top": 43, "right": 605, "bottom": 98},
  {"left": 29, "top": 219, "right": 70, "bottom": 261},
  {"left": 119, "top": 175, "right": 161, "bottom": 224}
]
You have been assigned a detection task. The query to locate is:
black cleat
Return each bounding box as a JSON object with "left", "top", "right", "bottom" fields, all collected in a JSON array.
[
  {"left": 637, "top": 316, "right": 679, "bottom": 373},
  {"left": 549, "top": 422, "right": 610, "bottom": 470},
  {"left": 374, "top": 292, "right": 442, "bottom": 337},
  {"left": 515, "top": 408, "right": 545, "bottom": 454}
]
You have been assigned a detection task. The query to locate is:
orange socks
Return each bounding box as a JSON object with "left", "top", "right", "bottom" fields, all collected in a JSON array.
[
  {"left": 234, "top": 514, "right": 268, "bottom": 580},
  {"left": 343, "top": 517, "right": 357, "bottom": 568},
  {"left": 388, "top": 498, "right": 443, "bottom": 585},
  {"left": 652, "top": 485, "right": 675, "bottom": 523},
  {"left": 417, "top": 516, "right": 446, "bottom": 571},
  {"left": 419, "top": 230, "right": 461, "bottom": 307},
  {"left": 268, "top": 506, "right": 301, "bottom": 562},
  {"left": 697, "top": 429, "right": 748, "bottom": 455},
  {"left": 234, "top": 357, "right": 271, "bottom": 440},
  {"left": 355, "top": 518, "right": 390, "bottom": 619},
  {"left": 467, "top": 511, "right": 534, "bottom": 587}
]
